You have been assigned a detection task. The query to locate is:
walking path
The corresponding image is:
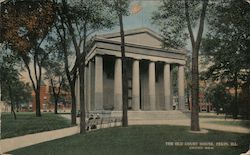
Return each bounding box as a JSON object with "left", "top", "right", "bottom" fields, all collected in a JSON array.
[
  {"left": 129, "top": 118, "right": 250, "bottom": 134},
  {"left": 0, "top": 126, "right": 79, "bottom": 154},
  {"left": 1, "top": 114, "right": 249, "bottom": 154}
]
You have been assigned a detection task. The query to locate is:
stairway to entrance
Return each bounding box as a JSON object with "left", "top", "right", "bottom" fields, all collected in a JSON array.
[
  {"left": 128, "top": 110, "right": 190, "bottom": 120},
  {"left": 108, "top": 110, "right": 190, "bottom": 120}
]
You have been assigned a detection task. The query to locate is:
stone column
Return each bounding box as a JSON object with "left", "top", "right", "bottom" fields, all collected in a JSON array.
[
  {"left": 164, "top": 63, "right": 171, "bottom": 110},
  {"left": 75, "top": 75, "right": 80, "bottom": 111},
  {"left": 84, "top": 66, "right": 88, "bottom": 112},
  {"left": 132, "top": 60, "right": 140, "bottom": 110},
  {"left": 94, "top": 56, "right": 103, "bottom": 110},
  {"left": 87, "top": 64, "right": 92, "bottom": 112},
  {"left": 88, "top": 61, "right": 93, "bottom": 111},
  {"left": 114, "top": 58, "right": 122, "bottom": 110},
  {"left": 178, "top": 65, "right": 185, "bottom": 110},
  {"left": 148, "top": 61, "right": 156, "bottom": 110}
]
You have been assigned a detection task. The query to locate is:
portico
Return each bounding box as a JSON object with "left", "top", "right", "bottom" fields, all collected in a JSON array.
[{"left": 77, "top": 28, "right": 187, "bottom": 113}]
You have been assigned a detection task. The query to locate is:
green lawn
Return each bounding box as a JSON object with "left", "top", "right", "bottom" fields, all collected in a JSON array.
[
  {"left": 208, "top": 120, "right": 250, "bottom": 129},
  {"left": 1, "top": 112, "right": 72, "bottom": 139},
  {"left": 200, "top": 114, "right": 226, "bottom": 119},
  {"left": 9, "top": 125, "right": 250, "bottom": 155}
]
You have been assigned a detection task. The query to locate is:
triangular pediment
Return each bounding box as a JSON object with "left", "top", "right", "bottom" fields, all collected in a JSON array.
[{"left": 100, "top": 28, "right": 164, "bottom": 48}]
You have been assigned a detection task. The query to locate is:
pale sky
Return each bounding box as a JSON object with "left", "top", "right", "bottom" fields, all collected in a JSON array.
[
  {"left": 20, "top": 0, "right": 200, "bottom": 85},
  {"left": 101, "top": 1, "right": 161, "bottom": 33}
]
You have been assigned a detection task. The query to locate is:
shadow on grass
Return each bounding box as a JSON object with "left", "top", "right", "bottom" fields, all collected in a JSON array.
[{"left": 9, "top": 125, "right": 250, "bottom": 155}]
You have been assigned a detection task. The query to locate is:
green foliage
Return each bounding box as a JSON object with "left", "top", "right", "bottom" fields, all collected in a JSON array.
[
  {"left": 2, "top": 80, "right": 32, "bottom": 107},
  {"left": 0, "top": 53, "right": 32, "bottom": 108},
  {"left": 201, "top": 0, "right": 250, "bottom": 118},
  {"left": 103, "top": 0, "right": 130, "bottom": 17},
  {"left": 0, "top": 0, "right": 55, "bottom": 53},
  {"left": 153, "top": 0, "right": 209, "bottom": 131},
  {"left": 205, "top": 84, "right": 232, "bottom": 114},
  {"left": 152, "top": 0, "right": 204, "bottom": 48},
  {"left": 202, "top": 0, "right": 250, "bottom": 83},
  {"left": 1, "top": 0, "right": 57, "bottom": 116},
  {"left": 71, "top": 0, "right": 116, "bottom": 32}
]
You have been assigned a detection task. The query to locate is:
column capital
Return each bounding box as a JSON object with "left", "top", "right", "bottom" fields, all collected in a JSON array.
[{"left": 131, "top": 58, "right": 141, "bottom": 61}]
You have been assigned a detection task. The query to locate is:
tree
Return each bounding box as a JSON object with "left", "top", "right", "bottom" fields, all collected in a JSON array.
[
  {"left": 53, "top": 0, "right": 115, "bottom": 130},
  {"left": 117, "top": 0, "right": 129, "bottom": 127},
  {"left": 1, "top": 0, "right": 55, "bottom": 117},
  {"left": 152, "top": 0, "right": 209, "bottom": 131},
  {"left": 0, "top": 53, "right": 32, "bottom": 119},
  {"left": 202, "top": 0, "right": 250, "bottom": 119},
  {"left": 44, "top": 49, "right": 66, "bottom": 114},
  {"left": 0, "top": 53, "right": 19, "bottom": 119},
  {"left": 104, "top": 0, "right": 130, "bottom": 127},
  {"left": 52, "top": 2, "right": 77, "bottom": 125},
  {"left": 205, "top": 84, "right": 232, "bottom": 115}
]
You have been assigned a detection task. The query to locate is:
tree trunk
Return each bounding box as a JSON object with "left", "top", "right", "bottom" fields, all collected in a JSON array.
[
  {"left": 118, "top": 0, "right": 128, "bottom": 127},
  {"left": 70, "top": 84, "right": 77, "bottom": 125},
  {"left": 79, "top": 62, "right": 86, "bottom": 133},
  {"left": 22, "top": 58, "right": 42, "bottom": 117},
  {"left": 9, "top": 86, "right": 16, "bottom": 120},
  {"left": 35, "top": 90, "right": 41, "bottom": 117},
  {"left": 11, "top": 104, "right": 16, "bottom": 120},
  {"left": 79, "top": 26, "right": 87, "bottom": 134},
  {"left": 187, "top": 86, "right": 191, "bottom": 110},
  {"left": 191, "top": 47, "right": 200, "bottom": 131},
  {"left": 185, "top": 0, "right": 208, "bottom": 131},
  {"left": 54, "top": 97, "right": 58, "bottom": 114},
  {"left": 247, "top": 77, "right": 250, "bottom": 120},
  {"left": 51, "top": 78, "right": 58, "bottom": 114},
  {"left": 55, "top": 5, "right": 77, "bottom": 125},
  {"left": 233, "top": 74, "right": 238, "bottom": 119}
]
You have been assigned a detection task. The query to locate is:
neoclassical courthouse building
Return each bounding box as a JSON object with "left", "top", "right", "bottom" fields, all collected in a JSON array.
[{"left": 75, "top": 28, "right": 187, "bottom": 115}]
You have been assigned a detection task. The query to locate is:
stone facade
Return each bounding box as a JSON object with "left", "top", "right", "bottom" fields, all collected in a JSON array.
[{"left": 76, "top": 28, "right": 187, "bottom": 112}]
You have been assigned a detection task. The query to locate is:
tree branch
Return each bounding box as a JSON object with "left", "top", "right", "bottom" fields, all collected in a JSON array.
[
  {"left": 33, "top": 53, "right": 39, "bottom": 86},
  {"left": 22, "top": 57, "right": 36, "bottom": 91},
  {"left": 184, "top": 0, "right": 195, "bottom": 49},
  {"left": 195, "top": 0, "right": 209, "bottom": 51}
]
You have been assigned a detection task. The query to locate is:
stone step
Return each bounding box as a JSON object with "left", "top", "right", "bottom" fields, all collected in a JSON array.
[
  {"left": 128, "top": 111, "right": 190, "bottom": 120},
  {"left": 108, "top": 110, "right": 190, "bottom": 120}
]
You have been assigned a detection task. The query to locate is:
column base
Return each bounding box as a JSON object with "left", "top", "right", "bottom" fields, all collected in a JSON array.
[
  {"left": 178, "top": 96, "right": 185, "bottom": 110},
  {"left": 114, "top": 94, "right": 122, "bottom": 111},
  {"left": 149, "top": 95, "right": 156, "bottom": 110},
  {"left": 132, "top": 96, "right": 140, "bottom": 111},
  {"left": 94, "top": 92, "right": 103, "bottom": 110},
  {"left": 164, "top": 95, "right": 172, "bottom": 110}
]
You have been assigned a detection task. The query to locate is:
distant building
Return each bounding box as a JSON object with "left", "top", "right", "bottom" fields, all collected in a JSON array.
[
  {"left": 199, "top": 80, "right": 213, "bottom": 112},
  {"left": 31, "top": 81, "right": 50, "bottom": 112},
  {"left": 187, "top": 56, "right": 213, "bottom": 112}
]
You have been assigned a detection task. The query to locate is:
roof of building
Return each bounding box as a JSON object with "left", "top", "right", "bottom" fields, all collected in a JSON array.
[{"left": 99, "top": 27, "right": 163, "bottom": 41}]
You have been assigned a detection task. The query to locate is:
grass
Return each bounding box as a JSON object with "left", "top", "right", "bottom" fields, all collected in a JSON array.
[
  {"left": 208, "top": 120, "right": 250, "bottom": 129},
  {"left": 1, "top": 112, "right": 72, "bottom": 139},
  {"left": 9, "top": 125, "right": 250, "bottom": 155},
  {"left": 199, "top": 114, "right": 226, "bottom": 119}
]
